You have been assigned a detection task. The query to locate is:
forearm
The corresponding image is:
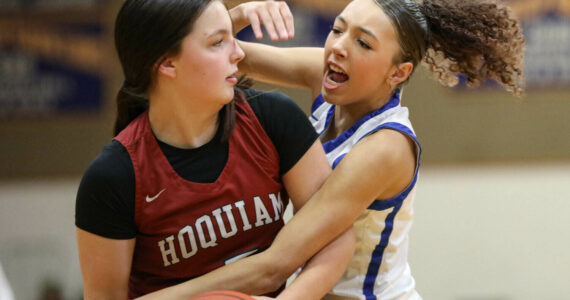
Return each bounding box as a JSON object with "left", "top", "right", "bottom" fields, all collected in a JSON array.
[
  {"left": 238, "top": 41, "right": 324, "bottom": 90},
  {"left": 277, "top": 227, "right": 355, "bottom": 300},
  {"left": 136, "top": 251, "right": 288, "bottom": 300},
  {"left": 228, "top": 1, "right": 323, "bottom": 92}
]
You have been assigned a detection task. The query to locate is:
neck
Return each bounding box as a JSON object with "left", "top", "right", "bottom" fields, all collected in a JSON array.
[
  {"left": 148, "top": 87, "right": 223, "bottom": 149},
  {"left": 332, "top": 89, "right": 396, "bottom": 137}
]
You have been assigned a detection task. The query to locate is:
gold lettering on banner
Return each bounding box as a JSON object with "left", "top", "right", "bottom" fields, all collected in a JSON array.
[{"left": 0, "top": 18, "right": 104, "bottom": 74}]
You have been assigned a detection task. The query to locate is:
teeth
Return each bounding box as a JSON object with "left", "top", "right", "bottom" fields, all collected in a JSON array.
[{"left": 330, "top": 64, "right": 345, "bottom": 74}]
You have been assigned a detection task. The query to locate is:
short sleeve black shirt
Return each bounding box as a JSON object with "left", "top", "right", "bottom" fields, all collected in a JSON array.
[{"left": 75, "top": 89, "right": 318, "bottom": 239}]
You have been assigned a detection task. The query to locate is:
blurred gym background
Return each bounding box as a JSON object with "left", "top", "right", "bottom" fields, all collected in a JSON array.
[{"left": 1, "top": 0, "right": 569, "bottom": 299}]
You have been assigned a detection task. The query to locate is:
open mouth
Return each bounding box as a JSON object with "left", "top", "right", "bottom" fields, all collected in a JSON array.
[
  {"left": 327, "top": 64, "right": 349, "bottom": 84},
  {"left": 323, "top": 63, "right": 349, "bottom": 90}
]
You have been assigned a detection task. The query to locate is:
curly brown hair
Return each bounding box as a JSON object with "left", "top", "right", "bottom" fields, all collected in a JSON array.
[{"left": 376, "top": 0, "right": 526, "bottom": 96}]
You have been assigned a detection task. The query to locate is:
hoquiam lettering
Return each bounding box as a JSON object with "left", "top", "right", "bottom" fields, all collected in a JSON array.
[{"left": 157, "top": 192, "right": 285, "bottom": 267}]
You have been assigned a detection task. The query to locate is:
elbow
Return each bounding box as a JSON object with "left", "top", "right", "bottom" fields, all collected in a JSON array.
[
  {"left": 260, "top": 267, "right": 291, "bottom": 294},
  {"left": 254, "top": 253, "right": 297, "bottom": 293}
]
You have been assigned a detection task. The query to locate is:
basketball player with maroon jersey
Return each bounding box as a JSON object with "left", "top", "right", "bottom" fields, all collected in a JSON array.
[
  {"left": 77, "top": 89, "right": 327, "bottom": 298},
  {"left": 75, "top": 1, "right": 355, "bottom": 299}
]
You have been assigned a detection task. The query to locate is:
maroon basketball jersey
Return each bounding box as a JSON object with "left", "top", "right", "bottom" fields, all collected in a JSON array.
[{"left": 115, "top": 99, "right": 287, "bottom": 298}]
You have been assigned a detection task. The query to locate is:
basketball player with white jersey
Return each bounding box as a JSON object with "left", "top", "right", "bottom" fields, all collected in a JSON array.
[{"left": 238, "top": 0, "right": 525, "bottom": 298}]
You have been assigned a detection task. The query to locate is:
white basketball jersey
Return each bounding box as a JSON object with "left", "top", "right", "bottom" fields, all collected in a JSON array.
[{"left": 310, "top": 90, "right": 422, "bottom": 300}]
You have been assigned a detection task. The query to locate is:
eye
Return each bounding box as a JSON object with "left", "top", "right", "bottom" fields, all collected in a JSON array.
[
  {"left": 358, "top": 39, "right": 371, "bottom": 50},
  {"left": 213, "top": 38, "right": 224, "bottom": 46},
  {"left": 330, "top": 26, "right": 342, "bottom": 35}
]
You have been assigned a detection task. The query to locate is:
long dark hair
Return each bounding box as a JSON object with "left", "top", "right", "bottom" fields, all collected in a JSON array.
[
  {"left": 375, "top": 0, "right": 525, "bottom": 96},
  {"left": 113, "top": 0, "right": 246, "bottom": 139}
]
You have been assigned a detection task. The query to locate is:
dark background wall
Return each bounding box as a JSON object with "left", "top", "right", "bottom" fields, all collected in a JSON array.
[{"left": 1, "top": 0, "right": 568, "bottom": 179}]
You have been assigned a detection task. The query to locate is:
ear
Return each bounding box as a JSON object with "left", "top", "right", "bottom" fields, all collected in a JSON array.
[
  {"left": 158, "top": 57, "right": 177, "bottom": 79},
  {"left": 387, "top": 62, "right": 413, "bottom": 88}
]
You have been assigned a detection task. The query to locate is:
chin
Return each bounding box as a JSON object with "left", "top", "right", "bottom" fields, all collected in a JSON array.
[
  {"left": 216, "top": 86, "right": 233, "bottom": 100},
  {"left": 321, "top": 89, "right": 343, "bottom": 105},
  {"left": 222, "top": 91, "right": 235, "bottom": 104}
]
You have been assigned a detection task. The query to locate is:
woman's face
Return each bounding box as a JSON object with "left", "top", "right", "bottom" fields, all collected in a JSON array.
[
  {"left": 170, "top": 0, "right": 245, "bottom": 105},
  {"left": 322, "top": 0, "right": 401, "bottom": 106}
]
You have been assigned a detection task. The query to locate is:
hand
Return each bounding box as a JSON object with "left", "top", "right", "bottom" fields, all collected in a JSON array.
[{"left": 230, "top": 1, "right": 295, "bottom": 41}]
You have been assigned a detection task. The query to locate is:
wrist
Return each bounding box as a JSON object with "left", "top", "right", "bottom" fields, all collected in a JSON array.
[{"left": 229, "top": 4, "right": 248, "bottom": 34}]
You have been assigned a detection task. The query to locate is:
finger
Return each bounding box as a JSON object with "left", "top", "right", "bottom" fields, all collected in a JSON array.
[
  {"left": 258, "top": 9, "right": 279, "bottom": 41},
  {"left": 278, "top": 2, "right": 295, "bottom": 39},
  {"left": 247, "top": 11, "right": 263, "bottom": 40},
  {"left": 269, "top": 4, "right": 289, "bottom": 40}
]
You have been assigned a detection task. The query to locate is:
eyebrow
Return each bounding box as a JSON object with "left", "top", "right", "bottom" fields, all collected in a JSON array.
[
  {"left": 207, "top": 28, "right": 231, "bottom": 38},
  {"left": 336, "top": 16, "right": 379, "bottom": 41}
]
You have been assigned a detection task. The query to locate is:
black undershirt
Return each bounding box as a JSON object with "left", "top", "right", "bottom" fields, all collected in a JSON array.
[{"left": 75, "top": 89, "right": 318, "bottom": 239}]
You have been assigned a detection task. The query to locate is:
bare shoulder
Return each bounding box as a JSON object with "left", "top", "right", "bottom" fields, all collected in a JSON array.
[
  {"left": 340, "top": 128, "right": 417, "bottom": 200},
  {"left": 360, "top": 129, "right": 416, "bottom": 164}
]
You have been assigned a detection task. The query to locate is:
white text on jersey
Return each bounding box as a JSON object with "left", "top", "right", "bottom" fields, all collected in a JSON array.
[{"left": 157, "top": 192, "right": 284, "bottom": 267}]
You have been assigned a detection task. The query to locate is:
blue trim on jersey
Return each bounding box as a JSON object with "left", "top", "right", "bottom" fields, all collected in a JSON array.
[
  {"left": 322, "top": 89, "right": 401, "bottom": 153},
  {"left": 362, "top": 172, "right": 419, "bottom": 298},
  {"left": 361, "top": 122, "right": 422, "bottom": 298},
  {"left": 331, "top": 153, "right": 346, "bottom": 169},
  {"left": 311, "top": 90, "right": 420, "bottom": 299},
  {"left": 310, "top": 94, "right": 335, "bottom": 135},
  {"left": 364, "top": 122, "right": 422, "bottom": 210},
  {"left": 363, "top": 178, "right": 419, "bottom": 299},
  {"left": 311, "top": 94, "right": 326, "bottom": 113},
  {"left": 323, "top": 106, "right": 336, "bottom": 135},
  {"left": 359, "top": 122, "right": 417, "bottom": 145},
  {"left": 363, "top": 177, "right": 422, "bottom": 299},
  {"left": 363, "top": 201, "right": 403, "bottom": 300}
]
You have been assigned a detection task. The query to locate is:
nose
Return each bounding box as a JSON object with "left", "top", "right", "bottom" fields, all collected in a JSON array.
[
  {"left": 231, "top": 39, "right": 245, "bottom": 63},
  {"left": 331, "top": 35, "right": 348, "bottom": 58}
]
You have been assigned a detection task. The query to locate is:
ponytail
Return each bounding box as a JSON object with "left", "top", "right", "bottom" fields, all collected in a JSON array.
[
  {"left": 375, "top": 0, "right": 525, "bottom": 96},
  {"left": 113, "top": 0, "right": 217, "bottom": 136},
  {"left": 420, "top": 0, "right": 525, "bottom": 96},
  {"left": 113, "top": 81, "right": 149, "bottom": 136}
]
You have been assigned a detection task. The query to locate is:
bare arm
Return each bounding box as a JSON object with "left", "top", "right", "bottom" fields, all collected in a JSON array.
[
  {"left": 137, "top": 131, "right": 414, "bottom": 300},
  {"left": 229, "top": 1, "right": 324, "bottom": 98},
  {"left": 76, "top": 228, "right": 135, "bottom": 300},
  {"left": 260, "top": 130, "right": 417, "bottom": 299},
  {"left": 77, "top": 126, "right": 414, "bottom": 300},
  {"left": 276, "top": 141, "right": 355, "bottom": 300},
  {"left": 276, "top": 228, "right": 355, "bottom": 300},
  {"left": 238, "top": 41, "right": 324, "bottom": 98},
  {"left": 181, "top": 130, "right": 415, "bottom": 300},
  {"left": 137, "top": 140, "right": 347, "bottom": 299}
]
